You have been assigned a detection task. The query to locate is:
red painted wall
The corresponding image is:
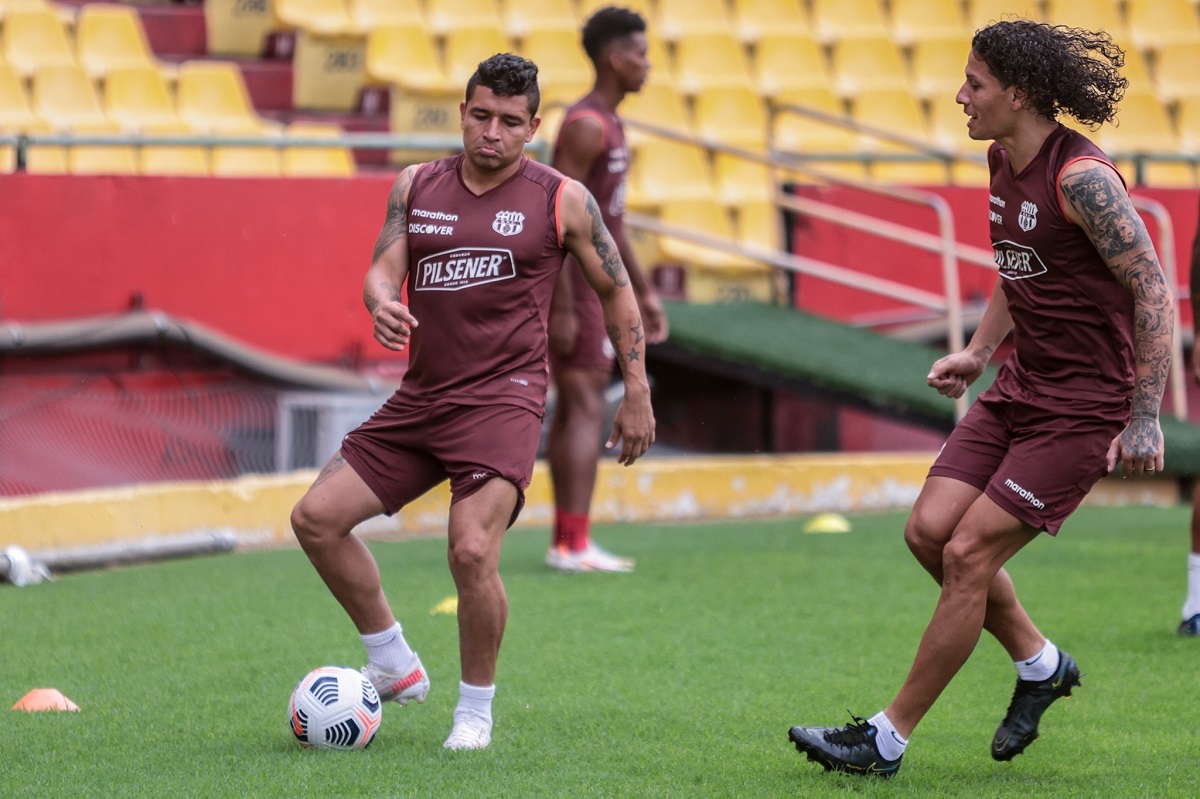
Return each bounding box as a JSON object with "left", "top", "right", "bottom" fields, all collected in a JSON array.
[
  {"left": 789, "top": 184, "right": 1200, "bottom": 331},
  {"left": 1, "top": 173, "right": 400, "bottom": 367}
]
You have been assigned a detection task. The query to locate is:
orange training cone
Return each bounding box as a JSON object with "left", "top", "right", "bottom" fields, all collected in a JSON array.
[{"left": 12, "top": 688, "right": 80, "bottom": 712}]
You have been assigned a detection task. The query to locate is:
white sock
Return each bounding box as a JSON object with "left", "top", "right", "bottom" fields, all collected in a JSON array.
[
  {"left": 867, "top": 711, "right": 907, "bottom": 761},
  {"left": 360, "top": 622, "right": 417, "bottom": 674},
  {"left": 1183, "top": 553, "right": 1200, "bottom": 619},
  {"left": 1015, "top": 639, "right": 1059, "bottom": 682},
  {"left": 455, "top": 681, "right": 495, "bottom": 724}
]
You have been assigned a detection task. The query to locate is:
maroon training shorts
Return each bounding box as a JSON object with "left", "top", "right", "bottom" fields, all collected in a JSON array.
[
  {"left": 928, "top": 369, "right": 1130, "bottom": 534},
  {"left": 549, "top": 260, "right": 615, "bottom": 373},
  {"left": 339, "top": 397, "right": 542, "bottom": 528}
]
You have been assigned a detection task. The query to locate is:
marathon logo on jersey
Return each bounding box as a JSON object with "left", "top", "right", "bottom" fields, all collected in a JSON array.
[
  {"left": 414, "top": 247, "right": 516, "bottom": 291},
  {"left": 492, "top": 210, "right": 525, "bottom": 237},
  {"left": 993, "top": 240, "right": 1048, "bottom": 281},
  {"left": 1018, "top": 200, "right": 1038, "bottom": 232},
  {"left": 408, "top": 207, "right": 457, "bottom": 235}
]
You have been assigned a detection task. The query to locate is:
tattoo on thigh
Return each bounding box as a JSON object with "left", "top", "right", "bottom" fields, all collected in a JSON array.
[{"left": 313, "top": 454, "right": 347, "bottom": 488}]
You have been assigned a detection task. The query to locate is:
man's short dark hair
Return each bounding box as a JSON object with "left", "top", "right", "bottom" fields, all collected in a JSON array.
[
  {"left": 581, "top": 6, "right": 646, "bottom": 65},
  {"left": 466, "top": 53, "right": 541, "bottom": 117}
]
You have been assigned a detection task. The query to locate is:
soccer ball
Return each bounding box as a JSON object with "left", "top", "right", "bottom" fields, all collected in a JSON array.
[{"left": 289, "top": 666, "right": 382, "bottom": 749}]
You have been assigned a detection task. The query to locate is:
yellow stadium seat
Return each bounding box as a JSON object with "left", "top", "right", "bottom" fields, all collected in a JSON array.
[
  {"left": 205, "top": 0, "right": 277, "bottom": 57},
  {"left": 578, "top": 0, "right": 653, "bottom": 21},
  {"left": 138, "top": 121, "right": 210, "bottom": 176},
  {"left": 282, "top": 121, "right": 356, "bottom": 176},
  {"left": 655, "top": 0, "right": 732, "bottom": 42},
  {"left": 731, "top": 0, "right": 810, "bottom": 44},
  {"left": 889, "top": 0, "right": 968, "bottom": 45},
  {"left": 951, "top": 153, "right": 991, "bottom": 187},
  {"left": 620, "top": 82, "right": 693, "bottom": 145},
  {"left": 770, "top": 87, "right": 867, "bottom": 181},
  {"left": 927, "top": 93, "right": 974, "bottom": 154},
  {"left": 520, "top": 28, "right": 593, "bottom": 92},
  {"left": 1091, "top": 92, "right": 1178, "bottom": 154},
  {"left": 443, "top": 26, "right": 512, "bottom": 85},
  {"left": 910, "top": 36, "right": 973, "bottom": 101},
  {"left": 274, "top": 0, "right": 353, "bottom": 35},
  {"left": 75, "top": 4, "right": 157, "bottom": 79},
  {"left": 210, "top": 127, "right": 282, "bottom": 177},
  {"left": 674, "top": 32, "right": 755, "bottom": 95},
  {"left": 68, "top": 121, "right": 138, "bottom": 175},
  {"left": 642, "top": 34, "right": 674, "bottom": 87},
  {"left": 1119, "top": 48, "right": 1155, "bottom": 98},
  {"left": 500, "top": 0, "right": 576, "bottom": 39},
  {"left": 692, "top": 86, "right": 769, "bottom": 150},
  {"left": 0, "top": 0, "right": 50, "bottom": 20},
  {"left": 1126, "top": 0, "right": 1200, "bottom": 51},
  {"left": 809, "top": 0, "right": 889, "bottom": 43},
  {"left": 627, "top": 139, "right": 715, "bottom": 207},
  {"left": 1043, "top": 0, "right": 1128, "bottom": 41},
  {"left": 829, "top": 36, "right": 911, "bottom": 99},
  {"left": 424, "top": 0, "right": 502, "bottom": 38},
  {"left": 104, "top": 65, "right": 179, "bottom": 131},
  {"left": 713, "top": 152, "right": 776, "bottom": 206},
  {"left": 658, "top": 198, "right": 759, "bottom": 270},
  {"left": 964, "top": 0, "right": 1041, "bottom": 29},
  {"left": 0, "top": 61, "right": 38, "bottom": 131},
  {"left": 292, "top": 29, "right": 367, "bottom": 111},
  {"left": 3, "top": 8, "right": 76, "bottom": 78},
  {"left": 349, "top": 0, "right": 424, "bottom": 30},
  {"left": 31, "top": 64, "right": 109, "bottom": 130},
  {"left": 735, "top": 200, "right": 783, "bottom": 253},
  {"left": 176, "top": 60, "right": 265, "bottom": 133},
  {"left": 22, "top": 120, "right": 68, "bottom": 174},
  {"left": 852, "top": 88, "right": 946, "bottom": 184},
  {"left": 1156, "top": 42, "right": 1200, "bottom": 101},
  {"left": 1175, "top": 96, "right": 1200, "bottom": 153},
  {"left": 366, "top": 24, "right": 453, "bottom": 93},
  {"left": 752, "top": 32, "right": 834, "bottom": 98}
]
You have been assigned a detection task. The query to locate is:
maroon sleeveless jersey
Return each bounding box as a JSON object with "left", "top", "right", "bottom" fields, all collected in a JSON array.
[
  {"left": 987, "top": 124, "right": 1135, "bottom": 402},
  {"left": 399, "top": 154, "right": 568, "bottom": 415},
  {"left": 555, "top": 92, "right": 629, "bottom": 235}
]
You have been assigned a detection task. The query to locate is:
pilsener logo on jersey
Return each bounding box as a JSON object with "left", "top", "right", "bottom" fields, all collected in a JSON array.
[
  {"left": 993, "top": 240, "right": 1048, "bottom": 281},
  {"left": 414, "top": 247, "right": 516, "bottom": 291}
]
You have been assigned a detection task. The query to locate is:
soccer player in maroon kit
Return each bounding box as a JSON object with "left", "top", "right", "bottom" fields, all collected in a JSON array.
[
  {"left": 290, "top": 53, "right": 654, "bottom": 750},
  {"left": 788, "top": 20, "right": 1174, "bottom": 778},
  {"left": 544, "top": 5, "right": 668, "bottom": 573},
  {"left": 1181, "top": 227, "right": 1200, "bottom": 636}
]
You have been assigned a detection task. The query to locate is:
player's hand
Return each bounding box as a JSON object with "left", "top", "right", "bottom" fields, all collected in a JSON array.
[
  {"left": 926, "top": 351, "right": 986, "bottom": 399},
  {"left": 372, "top": 302, "right": 418, "bottom": 351},
  {"left": 1106, "top": 416, "right": 1165, "bottom": 476},
  {"left": 606, "top": 389, "right": 655, "bottom": 466},
  {"left": 639, "top": 292, "right": 670, "bottom": 344},
  {"left": 548, "top": 308, "right": 578, "bottom": 357}
]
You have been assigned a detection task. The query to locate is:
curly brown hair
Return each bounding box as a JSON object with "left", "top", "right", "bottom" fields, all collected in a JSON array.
[{"left": 971, "top": 20, "right": 1128, "bottom": 127}]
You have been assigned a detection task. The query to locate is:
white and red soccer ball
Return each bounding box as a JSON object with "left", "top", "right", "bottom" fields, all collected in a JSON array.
[{"left": 289, "top": 666, "right": 382, "bottom": 750}]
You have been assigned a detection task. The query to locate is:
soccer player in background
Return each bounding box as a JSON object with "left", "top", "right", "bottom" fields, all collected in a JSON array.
[
  {"left": 290, "top": 53, "right": 655, "bottom": 750},
  {"left": 544, "top": 5, "right": 669, "bottom": 574},
  {"left": 1182, "top": 217, "right": 1200, "bottom": 636},
  {"left": 787, "top": 20, "right": 1174, "bottom": 778}
]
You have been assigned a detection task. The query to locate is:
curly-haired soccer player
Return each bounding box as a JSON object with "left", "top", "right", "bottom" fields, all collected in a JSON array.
[{"left": 787, "top": 20, "right": 1173, "bottom": 778}]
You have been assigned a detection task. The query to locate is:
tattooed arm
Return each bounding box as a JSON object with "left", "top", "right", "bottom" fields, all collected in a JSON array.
[
  {"left": 364, "top": 165, "right": 420, "bottom": 352},
  {"left": 1060, "top": 160, "right": 1174, "bottom": 476},
  {"left": 559, "top": 179, "right": 655, "bottom": 465}
]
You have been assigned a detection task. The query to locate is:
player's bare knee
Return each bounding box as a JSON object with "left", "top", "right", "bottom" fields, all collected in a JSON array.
[
  {"left": 904, "top": 512, "right": 947, "bottom": 566},
  {"left": 291, "top": 496, "right": 333, "bottom": 549},
  {"left": 940, "top": 534, "right": 992, "bottom": 592},
  {"left": 447, "top": 535, "right": 491, "bottom": 579}
]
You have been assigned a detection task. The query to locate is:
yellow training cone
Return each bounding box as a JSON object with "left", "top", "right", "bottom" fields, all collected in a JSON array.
[
  {"left": 431, "top": 596, "right": 458, "bottom": 616},
  {"left": 13, "top": 688, "right": 80, "bottom": 712},
  {"left": 803, "top": 513, "right": 852, "bottom": 534}
]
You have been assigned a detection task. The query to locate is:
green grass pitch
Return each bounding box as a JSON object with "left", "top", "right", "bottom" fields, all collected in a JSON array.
[{"left": 3, "top": 505, "right": 1197, "bottom": 798}]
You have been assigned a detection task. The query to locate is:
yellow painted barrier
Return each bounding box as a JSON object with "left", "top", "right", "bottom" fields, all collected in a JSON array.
[{"left": 0, "top": 453, "right": 1178, "bottom": 554}]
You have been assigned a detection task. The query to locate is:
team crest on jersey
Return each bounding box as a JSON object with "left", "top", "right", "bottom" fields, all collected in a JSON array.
[
  {"left": 492, "top": 210, "right": 524, "bottom": 237},
  {"left": 414, "top": 247, "right": 516, "bottom": 291},
  {"left": 993, "top": 240, "right": 1048, "bottom": 280},
  {"left": 1018, "top": 200, "right": 1038, "bottom": 232}
]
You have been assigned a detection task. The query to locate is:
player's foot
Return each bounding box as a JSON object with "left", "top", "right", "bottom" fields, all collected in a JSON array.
[
  {"left": 361, "top": 656, "right": 430, "bottom": 707},
  {"left": 991, "top": 650, "right": 1081, "bottom": 761},
  {"left": 1178, "top": 613, "right": 1200, "bottom": 636},
  {"left": 787, "top": 715, "right": 902, "bottom": 779},
  {"left": 443, "top": 713, "right": 492, "bottom": 750},
  {"left": 545, "top": 543, "right": 635, "bottom": 573}
]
